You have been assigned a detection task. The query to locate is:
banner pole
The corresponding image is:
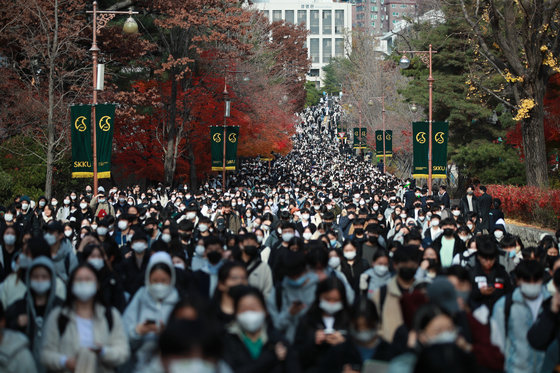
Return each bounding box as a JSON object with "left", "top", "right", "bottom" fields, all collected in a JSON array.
[
  {"left": 428, "top": 44, "right": 434, "bottom": 195},
  {"left": 382, "top": 94, "right": 386, "bottom": 173},
  {"left": 91, "top": 1, "right": 99, "bottom": 194}
]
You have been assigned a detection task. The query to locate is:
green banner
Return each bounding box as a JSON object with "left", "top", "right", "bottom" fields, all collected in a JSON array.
[
  {"left": 375, "top": 130, "right": 383, "bottom": 156},
  {"left": 225, "top": 126, "right": 239, "bottom": 171},
  {"left": 375, "top": 130, "right": 393, "bottom": 157},
  {"left": 353, "top": 127, "right": 360, "bottom": 148},
  {"left": 70, "top": 105, "right": 92, "bottom": 178},
  {"left": 353, "top": 127, "right": 367, "bottom": 149},
  {"left": 95, "top": 103, "right": 115, "bottom": 179},
  {"left": 211, "top": 126, "right": 224, "bottom": 171},
  {"left": 432, "top": 122, "right": 448, "bottom": 178},
  {"left": 412, "top": 122, "right": 448, "bottom": 178},
  {"left": 211, "top": 126, "right": 239, "bottom": 171}
]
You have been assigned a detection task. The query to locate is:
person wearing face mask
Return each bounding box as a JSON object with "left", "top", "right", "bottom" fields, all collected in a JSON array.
[
  {"left": 119, "top": 231, "right": 151, "bottom": 299},
  {"left": 460, "top": 186, "right": 480, "bottom": 217},
  {"left": 340, "top": 240, "right": 369, "bottom": 292},
  {"left": 239, "top": 234, "right": 273, "bottom": 298},
  {"left": 268, "top": 221, "right": 297, "bottom": 283},
  {"left": 320, "top": 297, "right": 393, "bottom": 372},
  {"left": 16, "top": 196, "right": 40, "bottom": 237},
  {"left": 41, "top": 264, "right": 130, "bottom": 373},
  {"left": 431, "top": 218, "right": 464, "bottom": 268},
  {"left": 294, "top": 277, "right": 351, "bottom": 371},
  {"left": 421, "top": 214, "right": 442, "bottom": 248},
  {"left": 5, "top": 256, "right": 63, "bottom": 365},
  {"left": 82, "top": 244, "right": 126, "bottom": 313},
  {"left": 360, "top": 250, "right": 392, "bottom": 297},
  {"left": 492, "top": 224, "right": 506, "bottom": 244},
  {"left": 123, "top": 252, "right": 179, "bottom": 370},
  {"left": 43, "top": 221, "right": 78, "bottom": 284},
  {"left": 211, "top": 262, "right": 249, "bottom": 325},
  {"left": 491, "top": 260, "right": 549, "bottom": 373},
  {"left": 77, "top": 197, "right": 93, "bottom": 222},
  {"left": 0, "top": 301, "right": 39, "bottom": 373},
  {"left": 199, "top": 236, "right": 226, "bottom": 297},
  {"left": 56, "top": 196, "right": 73, "bottom": 222},
  {"left": 371, "top": 245, "right": 419, "bottom": 343},
  {"left": 223, "top": 286, "right": 298, "bottom": 372},
  {"left": 113, "top": 214, "right": 133, "bottom": 248},
  {"left": 115, "top": 191, "right": 130, "bottom": 215},
  {"left": 267, "top": 250, "right": 319, "bottom": 343},
  {"left": 89, "top": 187, "right": 115, "bottom": 219},
  {"left": 444, "top": 266, "right": 505, "bottom": 372},
  {"left": 0, "top": 225, "right": 20, "bottom": 281}
]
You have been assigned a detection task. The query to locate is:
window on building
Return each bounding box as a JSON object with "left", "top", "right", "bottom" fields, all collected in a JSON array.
[
  {"left": 323, "top": 38, "right": 332, "bottom": 63},
  {"left": 371, "top": 6, "right": 378, "bottom": 11},
  {"left": 374, "top": 14, "right": 378, "bottom": 19},
  {"left": 272, "top": 10, "right": 282, "bottom": 22},
  {"left": 401, "top": 4, "right": 407, "bottom": 7},
  {"left": 310, "top": 38, "right": 320, "bottom": 63},
  {"left": 371, "top": 21, "right": 375, "bottom": 26},
  {"left": 297, "top": 10, "right": 307, "bottom": 26},
  {"left": 335, "top": 38, "right": 344, "bottom": 57},
  {"left": 335, "top": 10, "right": 344, "bottom": 34},
  {"left": 310, "top": 10, "right": 319, "bottom": 34},
  {"left": 323, "top": 10, "right": 332, "bottom": 34},
  {"left": 391, "top": 4, "right": 396, "bottom": 7},
  {"left": 308, "top": 69, "right": 320, "bottom": 77},
  {"left": 285, "top": 10, "right": 294, "bottom": 24},
  {"left": 392, "top": 12, "right": 399, "bottom": 16},
  {"left": 262, "top": 10, "right": 269, "bottom": 19}
]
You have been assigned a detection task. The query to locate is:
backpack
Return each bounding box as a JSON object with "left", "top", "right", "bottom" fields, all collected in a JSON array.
[
  {"left": 504, "top": 292, "right": 513, "bottom": 338},
  {"left": 376, "top": 284, "right": 388, "bottom": 322}
]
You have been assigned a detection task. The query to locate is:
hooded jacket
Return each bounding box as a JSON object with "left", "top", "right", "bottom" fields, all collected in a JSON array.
[
  {"left": 122, "top": 252, "right": 180, "bottom": 367},
  {"left": 0, "top": 329, "right": 38, "bottom": 373},
  {"left": 50, "top": 238, "right": 78, "bottom": 283}
]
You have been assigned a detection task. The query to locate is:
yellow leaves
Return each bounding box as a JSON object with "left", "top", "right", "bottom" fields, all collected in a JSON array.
[
  {"left": 503, "top": 69, "right": 523, "bottom": 83},
  {"left": 541, "top": 47, "right": 560, "bottom": 73},
  {"left": 541, "top": 45, "right": 548, "bottom": 52},
  {"left": 513, "top": 98, "right": 536, "bottom": 121}
]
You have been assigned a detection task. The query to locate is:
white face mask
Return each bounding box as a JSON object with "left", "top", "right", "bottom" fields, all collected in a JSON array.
[
  {"left": 72, "top": 281, "right": 97, "bottom": 301},
  {"left": 302, "top": 213, "right": 310, "bottom": 221},
  {"left": 43, "top": 233, "right": 57, "bottom": 246},
  {"left": 373, "top": 265, "right": 389, "bottom": 276},
  {"left": 80, "top": 203, "right": 88, "bottom": 210},
  {"left": 88, "top": 258, "right": 104, "bottom": 271},
  {"left": 97, "top": 227, "right": 108, "bottom": 236},
  {"left": 3, "top": 234, "right": 16, "bottom": 246},
  {"left": 520, "top": 282, "right": 542, "bottom": 299},
  {"left": 161, "top": 233, "right": 172, "bottom": 243},
  {"left": 303, "top": 232, "right": 313, "bottom": 240},
  {"left": 328, "top": 256, "right": 341, "bottom": 269},
  {"left": 168, "top": 359, "right": 216, "bottom": 373},
  {"left": 64, "top": 199, "right": 71, "bottom": 205},
  {"left": 148, "top": 283, "right": 172, "bottom": 300},
  {"left": 198, "top": 224, "right": 208, "bottom": 232},
  {"left": 452, "top": 210, "right": 461, "bottom": 217},
  {"left": 131, "top": 242, "right": 148, "bottom": 253},
  {"left": 426, "top": 330, "right": 458, "bottom": 345},
  {"left": 64, "top": 230, "right": 73, "bottom": 238},
  {"left": 319, "top": 299, "right": 344, "bottom": 315},
  {"left": 494, "top": 230, "right": 504, "bottom": 240},
  {"left": 344, "top": 250, "right": 356, "bottom": 260},
  {"left": 117, "top": 220, "right": 128, "bottom": 231},
  {"left": 431, "top": 220, "right": 440, "bottom": 227},
  {"left": 21, "top": 203, "right": 29, "bottom": 211},
  {"left": 236, "top": 311, "right": 266, "bottom": 333},
  {"left": 282, "top": 232, "right": 295, "bottom": 242},
  {"left": 30, "top": 280, "right": 51, "bottom": 295},
  {"left": 256, "top": 235, "right": 264, "bottom": 244},
  {"left": 4, "top": 214, "right": 13, "bottom": 222},
  {"left": 186, "top": 212, "right": 196, "bottom": 220},
  {"left": 195, "top": 245, "right": 205, "bottom": 256}
]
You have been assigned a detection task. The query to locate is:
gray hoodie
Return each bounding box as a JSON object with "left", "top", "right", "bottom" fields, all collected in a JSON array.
[
  {"left": 25, "top": 257, "right": 60, "bottom": 365},
  {"left": 122, "top": 252, "right": 180, "bottom": 368},
  {"left": 0, "top": 329, "right": 38, "bottom": 373},
  {"left": 50, "top": 238, "right": 78, "bottom": 283}
]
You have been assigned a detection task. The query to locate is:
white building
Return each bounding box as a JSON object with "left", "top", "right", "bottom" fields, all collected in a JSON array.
[{"left": 251, "top": 0, "right": 353, "bottom": 86}]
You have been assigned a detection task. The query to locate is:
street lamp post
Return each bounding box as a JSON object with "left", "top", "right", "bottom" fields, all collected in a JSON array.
[
  {"left": 369, "top": 94, "right": 386, "bottom": 173},
  {"left": 399, "top": 44, "right": 437, "bottom": 195},
  {"left": 87, "top": 1, "right": 138, "bottom": 193}
]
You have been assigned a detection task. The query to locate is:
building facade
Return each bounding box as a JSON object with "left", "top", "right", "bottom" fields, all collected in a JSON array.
[
  {"left": 353, "top": 0, "right": 417, "bottom": 34},
  {"left": 251, "top": 0, "right": 353, "bottom": 86}
]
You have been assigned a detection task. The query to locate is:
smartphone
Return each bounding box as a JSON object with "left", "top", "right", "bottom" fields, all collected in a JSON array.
[
  {"left": 145, "top": 319, "right": 156, "bottom": 325},
  {"left": 324, "top": 328, "right": 335, "bottom": 335},
  {"left": 293, "top": 300, "right": 303, "bottom": 306}
]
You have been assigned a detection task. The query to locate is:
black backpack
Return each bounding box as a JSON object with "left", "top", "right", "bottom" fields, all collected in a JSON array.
[{"left": 57, "top": 306, "right": 114, "bottom": 336}]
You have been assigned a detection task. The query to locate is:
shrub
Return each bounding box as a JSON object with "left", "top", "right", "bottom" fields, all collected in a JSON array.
[{"left": 487, "top": 184, "right": 560, "bottom": 229}]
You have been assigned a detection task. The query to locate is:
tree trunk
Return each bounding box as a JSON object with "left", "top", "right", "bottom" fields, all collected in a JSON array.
[
  {"left": 45, "top": 67, "right": 55, "bottom": 199},
  {"left": 188, "top": 141, "right": 197, "bottom": 190},
  {"left": 522, "top": 81, "right": 549, "bottom": 187},
  {"left": 163, "top": 76, "right": 178, "bottom": 187}
]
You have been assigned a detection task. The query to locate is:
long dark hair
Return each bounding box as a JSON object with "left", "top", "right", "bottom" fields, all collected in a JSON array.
[{"left": 307, "top": 277, "right": 350, "bottom": 324}]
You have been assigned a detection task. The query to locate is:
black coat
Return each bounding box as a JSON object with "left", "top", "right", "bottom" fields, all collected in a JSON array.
[
  {"left": 478, "top": 193, "right": 493, "bottom": 230},
  {"left": 527, "top": 297, "right": 559, "bottom": 352},
  {"left": 223, "top": 324, "right": 301, "bottom": 373},
  {"left": 460, "top": 195, "right": 480, "bottom": 216},
  {"left": 439, "top": 192, "right": 451, "bottom": 209},
  {"left": 469, "top": 259, "right": 512, "bottom": 312},
  {"left": 432, "top": 234, "right": 465, "bottom": 261},
  {"left": 117, "top": 252, "right": 150, "bottom": 297},
  {"left": 341, "top": 258, "right": 370, "bottom": 291},
  {"left": 99, "top": 269, "right": 127, "bottom": 312},
  {"left": 294, "top": 308, "right": 350, "bottom": 372}
]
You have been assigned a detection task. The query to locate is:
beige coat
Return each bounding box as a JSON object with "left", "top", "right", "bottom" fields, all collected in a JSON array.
[
  {"left": 371, "top": 276, "right": 403, "bottom": 343},
  {"left": 41, "top": 304, "right": 130, "bottom": 373}
]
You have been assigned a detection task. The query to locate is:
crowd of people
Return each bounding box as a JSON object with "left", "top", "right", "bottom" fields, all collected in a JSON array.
[{"left": 0, "top": 98, "right": 559, "bottom": 373}]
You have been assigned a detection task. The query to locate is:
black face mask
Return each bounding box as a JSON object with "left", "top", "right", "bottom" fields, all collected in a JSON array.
[
  {"left": 181, "top": 233, "right": 191, "bottom": 241},
  {"left": 207, "top": 251, "right": 222, "bottom": 265},
  {"left": 547, "top": 255, "right": 558, "bottom": 268},
  {"left": 426, "top": 258, "right": 438, "bottom": 269},
  {"left": 243, "top": 245, "right": 259, "bottom": 257},
  {"left": 144, "top": 227, "right": 154, "bottom": 236},
  {"left": 354, "top": 228, "right": 364, "bottom": 236},
  {"left": 443, "top": 228, "right": 455, "bottom": 237},
  {"left": 368, "top": 235, "right": 378, "bottom": 244},
  {"left": 398, "top": 266, "right": 416, "bottom": 281}
]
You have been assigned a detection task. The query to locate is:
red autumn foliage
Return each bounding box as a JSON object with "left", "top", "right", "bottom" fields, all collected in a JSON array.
[
  {"left": 506, "top": 74, "right": 560, "bottom": 163},
  {"left": 486, "top": 184, "right": 560, "bottom": 227}
]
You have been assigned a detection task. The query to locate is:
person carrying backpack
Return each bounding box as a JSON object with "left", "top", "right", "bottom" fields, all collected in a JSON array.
[{"left": 490, "top": 260, "right": 550, "bottom": 373}]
